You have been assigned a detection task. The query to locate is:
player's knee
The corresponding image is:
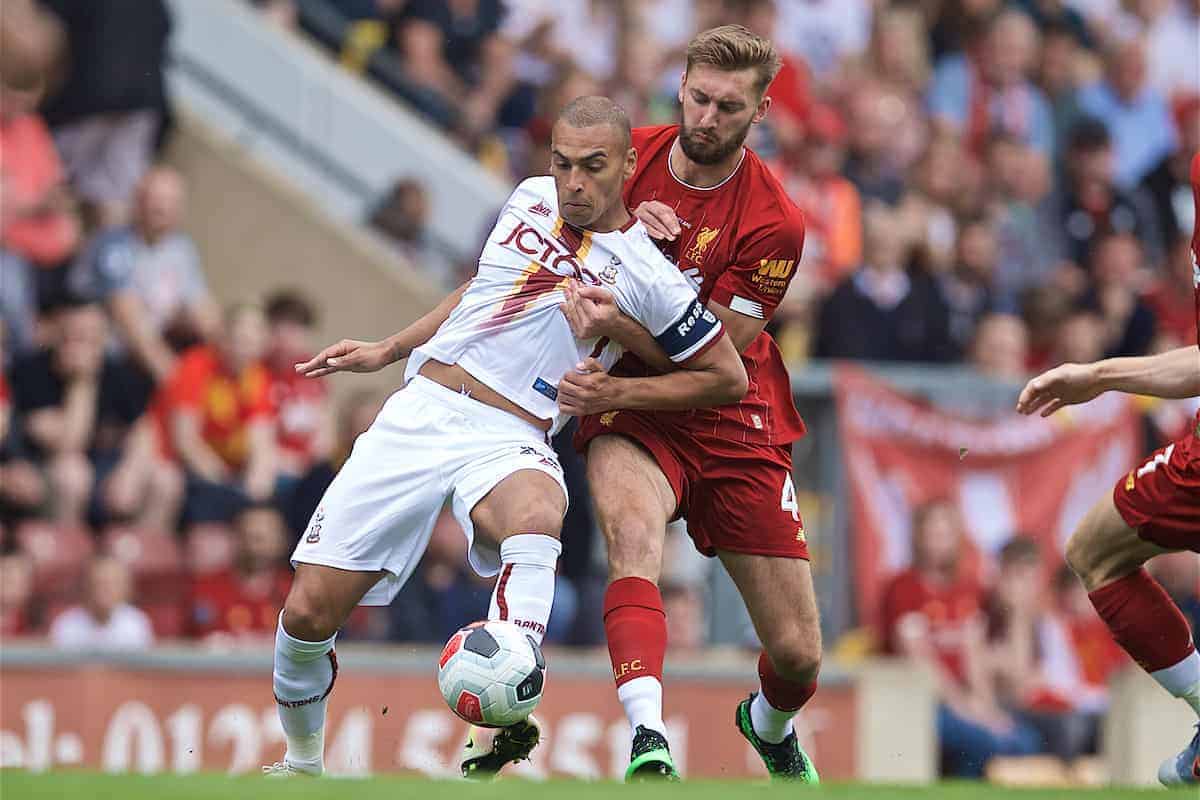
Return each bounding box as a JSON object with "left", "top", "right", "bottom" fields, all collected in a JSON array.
[
  {"left": 1063, "top": 496, "right": 1156, "bottom": 591},
  {"left": 1064, "top": 530, "right": 1097, "bottom": 586},
  {"left": 282, "top": 586, "right": 342, "bottom": 642},
  {"left": 768, "top": 640, "right": 822, "bottom": 686},
  {"left": 506, "top": 494, "right": 565, "bottom": 538},
  {"left": 604, "top": 522, "right": 663, "bottom": 582},
  {"left": 765, "top": 628, "right": 822, "bottom": 685}
]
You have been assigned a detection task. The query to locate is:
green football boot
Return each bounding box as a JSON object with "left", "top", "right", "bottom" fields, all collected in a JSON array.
[
  {"left": 625, "top": 724, "right": 680, "bottom": 782},
  {"left": 735, "top": 693, "right": 820, "bottom": 783}
]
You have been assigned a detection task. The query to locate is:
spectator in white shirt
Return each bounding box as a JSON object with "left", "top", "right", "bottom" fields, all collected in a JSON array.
[{"left": 49, "top": 556, "right": 154, "bottom": 651}]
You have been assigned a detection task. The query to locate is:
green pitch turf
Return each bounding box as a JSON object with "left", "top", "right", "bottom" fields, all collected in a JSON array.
[{"left": 0, "top": 772, "right": 1175, "bottom": 800}]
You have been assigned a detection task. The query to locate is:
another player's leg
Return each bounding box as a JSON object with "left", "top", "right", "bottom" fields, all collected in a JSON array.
[
  {"left": 459, "top": 468, "right": 566, "bottom": 779},
  {"left": 588, "top": 434, "right": 680, "bottom": 780},
  {"left": 1065, "top": 495, "right": 1198, "bottom": 785},
  {"left": 267, "top": 564, "right": 384, "bottom": 777},
  {"left": 719, "top": 551, "right": 821, "bottom": 783}
]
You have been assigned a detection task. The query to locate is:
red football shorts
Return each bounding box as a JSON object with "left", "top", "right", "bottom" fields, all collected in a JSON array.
[
  {"left": 1112, "top": 433, "right": 1200, "bottom": 552},
  {"left": 575, "top": 410, "right": 809, "bottom": 560}
]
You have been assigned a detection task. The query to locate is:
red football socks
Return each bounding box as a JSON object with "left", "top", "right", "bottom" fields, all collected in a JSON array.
[
  {"left": 1089, "top": 568, "right": 1196, "bottom": 673},
  {"left": 604, "top": 577, "right": 667, "bottom": 687},
  {"left": 757, "top": 650, "right": 818, "bottom": 711}
]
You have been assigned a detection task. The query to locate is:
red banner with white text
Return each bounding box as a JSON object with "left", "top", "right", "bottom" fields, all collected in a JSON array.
[
  {"left": 0, "top": 658, "right": 856, "bottom": 779},
  {"left": 832, "top": 366, "right": 1142, "bottom": 626}
]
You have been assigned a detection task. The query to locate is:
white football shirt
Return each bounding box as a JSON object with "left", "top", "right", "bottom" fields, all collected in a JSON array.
[{"left": 405, "top": 176, "right": 723, "bottom": 434}]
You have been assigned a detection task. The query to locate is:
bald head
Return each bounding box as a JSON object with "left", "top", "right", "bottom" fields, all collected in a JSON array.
[
  {"left": 556, "top": 95, "right": 631, "bottom": 149},
  {"left": 550, "top": 95, "right": 637, "bottom": 232}
]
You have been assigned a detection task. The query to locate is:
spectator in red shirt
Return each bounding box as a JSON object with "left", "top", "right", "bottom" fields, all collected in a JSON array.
[
  {"left": 157, "top": 305, "right": 278, "bottom": 523},
  {"left": 1143, "top": 236, "right": 1197, "bottom": 350},
  {"left": 264, "top": 291, "right": 331, "bottom": 479},
  {"left": 878, "top": 500, "right": 1040, "bottom": 777},
  {"left": 1016, "top": 563, "right": 1127, "bottom": 760},
  {"left": 189, "top": 503, "right": 292, "bottom": 643},
  {"left": 0, "top": 83, "right": 81, "bottom": 267}
]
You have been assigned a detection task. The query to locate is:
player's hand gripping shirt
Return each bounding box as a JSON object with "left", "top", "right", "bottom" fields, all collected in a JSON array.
[{"left": 405, "top": 176, "right": 724, "bottom": 435}]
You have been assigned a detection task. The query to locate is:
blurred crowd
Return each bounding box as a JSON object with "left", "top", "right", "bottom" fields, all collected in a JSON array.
[
  {"left": 877, "top": 499, "right": 1200, "bottom": 780},
  {"left": 257, "top": 0, "right": 1198, "bottom": 377}
]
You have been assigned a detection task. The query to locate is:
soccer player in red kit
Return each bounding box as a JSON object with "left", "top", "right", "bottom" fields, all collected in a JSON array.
[
  {"left": 561, "top": 26, "right": 817, "bottom": 781},
  {"left": 1017, "top": 151, "right": 1200, "bottom": 787}
]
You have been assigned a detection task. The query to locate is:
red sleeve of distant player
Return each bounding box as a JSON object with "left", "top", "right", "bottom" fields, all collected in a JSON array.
[{"left": 708, "top": 197, "right": 806, "bottom": 322}]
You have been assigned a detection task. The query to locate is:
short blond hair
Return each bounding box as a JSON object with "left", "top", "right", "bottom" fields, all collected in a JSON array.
[{"left": 686, "top": 25, "right": 782, "bottom": 95}]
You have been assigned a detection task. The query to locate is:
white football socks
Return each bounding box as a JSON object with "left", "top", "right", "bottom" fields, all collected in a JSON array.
[
  {"left": 273, "top": 611, "right": 338, "bottom": 774},
  {"left": 618, "top": 675, "right": 666, "bottom": 737},
  {"left": 750, "top": 691, "right": 795, "bottom": 744},
  {"left": 1150, "top": 648, "right": 1200, "bottom": 717},
  {"left": 489, "top": 533, "right": 561, "bottom": 647}
]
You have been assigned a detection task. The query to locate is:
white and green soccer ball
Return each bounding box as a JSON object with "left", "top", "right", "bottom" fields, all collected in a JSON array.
[{"left": 437, "top": 620, "right": 545, "bottom": 727}]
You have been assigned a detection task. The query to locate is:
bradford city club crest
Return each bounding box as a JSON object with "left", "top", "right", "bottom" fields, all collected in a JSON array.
[{"left": 600, "top": 255, "right": 620, "bottom": 284}]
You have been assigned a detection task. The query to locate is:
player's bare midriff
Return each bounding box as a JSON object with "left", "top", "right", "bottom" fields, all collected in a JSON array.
[{"left": 419, "top": 359, "right": 552, "bottom": 432}]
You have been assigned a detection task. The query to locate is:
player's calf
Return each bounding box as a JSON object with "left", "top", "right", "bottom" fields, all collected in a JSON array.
[
  {"left": 1066, "top": 495, "right": 1200, "bottom": 769},
  {"left": 269, "top": 565, "right": 383, "bottom": 776}
]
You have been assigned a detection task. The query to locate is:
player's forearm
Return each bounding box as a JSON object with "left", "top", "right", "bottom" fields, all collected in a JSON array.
[
  {"left": 607, "top": 314, "right": 675, "bottom": 372},
  {"left": 611, "top": 367, "right": 743, "bottom": 411},
  {"left": 1093, "top": 346, "right": 1200, "bottom": 399},
  {"left": 383, "top": 281, "right": 470, "bottom": 364}
]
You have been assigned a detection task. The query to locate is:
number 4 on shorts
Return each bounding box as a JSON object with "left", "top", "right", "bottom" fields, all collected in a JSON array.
[
  {"left": 781, "top": 474, "right": 799, "bottom": 522},
  {"left": 1136, "top": 443, "right": 1175, "bottom": 480}
]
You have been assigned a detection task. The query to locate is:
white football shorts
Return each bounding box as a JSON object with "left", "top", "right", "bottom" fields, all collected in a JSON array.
[{"left": 291, "top": 375, "right": 568, "bottom": 605}]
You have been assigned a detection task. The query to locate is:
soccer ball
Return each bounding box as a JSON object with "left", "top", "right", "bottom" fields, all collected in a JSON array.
[{"left": 437, "top": 620, "right": 545, "bottom": 727}]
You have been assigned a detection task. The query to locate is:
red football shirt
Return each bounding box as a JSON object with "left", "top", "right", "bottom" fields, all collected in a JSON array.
[
  {"left": 155, "top": 345, "right": 274, "bottom": 470},
  {"left": 616, "top": 125, "right": 807, "bottom": 448},
  {"left": 189, "top": 567, "right": 292, "bottom": 638},
  {"left": 269, "top": 363, "right": 328, "bottom": 469},
  {"left": 878, "top": 567, "right": 983, "bottom": 687}
]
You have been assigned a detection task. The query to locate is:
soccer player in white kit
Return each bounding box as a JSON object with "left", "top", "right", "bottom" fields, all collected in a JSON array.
[{"left": 263, "top": 97, "right": 748, "bottom": 779}]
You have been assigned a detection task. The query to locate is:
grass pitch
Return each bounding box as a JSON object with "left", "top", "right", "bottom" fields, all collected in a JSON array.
[{"left": 0, "top": 771, "right": 1173, "bottom": 800}]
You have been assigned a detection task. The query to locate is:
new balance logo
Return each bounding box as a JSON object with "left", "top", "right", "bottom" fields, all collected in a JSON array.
[{"left": 529, "top": 201, "right": 552, "bottom": 217}]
